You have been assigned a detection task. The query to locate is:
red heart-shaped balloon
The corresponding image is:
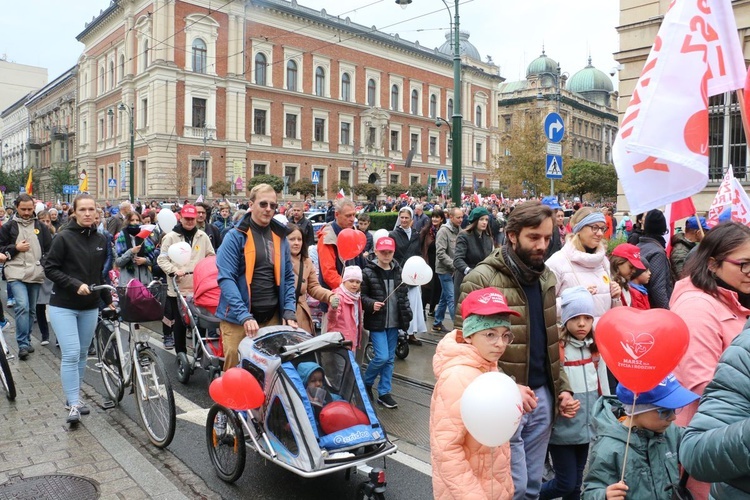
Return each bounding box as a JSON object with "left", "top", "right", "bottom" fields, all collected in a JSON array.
[
  {"left": 596, "top": 307, "right": 690, "bottom": 394},
  {"left": 338, "top": 228, "right": 366, "bottom": 260}
]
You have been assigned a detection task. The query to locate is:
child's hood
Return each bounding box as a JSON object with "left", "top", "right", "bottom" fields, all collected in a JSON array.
[
  {"left": 592, "top": 396, "right": 664, "bottom": 448},
  {"left": 432, "top": 329, "right": 496, "bottom": 380},
  {"left": 297, "top": 362, "right": 323, "bottom": 386}
]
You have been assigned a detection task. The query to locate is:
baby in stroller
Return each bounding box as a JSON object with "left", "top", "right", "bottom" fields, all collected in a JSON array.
[{"left": 298, "top": 361, "right": 342, "bottom": 410}]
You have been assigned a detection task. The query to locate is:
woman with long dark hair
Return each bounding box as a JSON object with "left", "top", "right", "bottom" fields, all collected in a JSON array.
[
  {"left": 114, "top": 210, "right": 157, "bottom": 285},
  {"left": 420, "top": 207, "right": 445, "bottom": 318}
]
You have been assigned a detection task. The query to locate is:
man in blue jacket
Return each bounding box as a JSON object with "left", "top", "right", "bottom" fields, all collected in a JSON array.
[{"left": 216, "top": 183, "right": 297, "bottom": 371}]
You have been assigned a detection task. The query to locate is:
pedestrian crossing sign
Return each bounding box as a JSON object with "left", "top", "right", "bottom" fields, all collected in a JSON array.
[
  {"left": 311, "top": 171, "right": 320, "bottom": 184},
  {"left": 545, "top": 154, "right": 563, "bottom": 179},
  {"left": 436, "top": 169, "right": 448, "bottom": 186}
]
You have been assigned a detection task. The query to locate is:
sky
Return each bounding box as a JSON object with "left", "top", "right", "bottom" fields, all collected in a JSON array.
[{"left": 0, "top": 0, "right": 619, "bottom": 85}]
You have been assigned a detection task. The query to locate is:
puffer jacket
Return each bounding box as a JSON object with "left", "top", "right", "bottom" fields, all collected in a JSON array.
[
  {"left": 582, "top": 396, "right": 682, "bottom": 500},
  {"left": 669, "top": 233, "right": 696, "bottom": 282},
  {"left": 360, "top": 259, "right": 411, "bottom": 332},
  {"left": 680, "top": 329, "right": 750, "bottom": 499},
  {"left": 670, "top": 277, "right": 750, "bottom": 426},
  {"left": 430, "top": 329, "right": 513, "bottom": 500},
  {"left": 435, "top": 219, "right": 460, "bottom": 275},
  {"left": 545, "top": 241, "right": 616, "bottom": 323},
  {"left": 455, "top": 247, "right": 572, "bottom": 402},
  {"left": 549, "top": 337, "right": 609, "bottom": 446},
  {"left": 638, "top": 236, "right": 673, "bottom": 309}
]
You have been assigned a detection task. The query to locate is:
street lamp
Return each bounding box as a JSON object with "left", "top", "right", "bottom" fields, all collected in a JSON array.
[
  {"left": 110, "top": 103, "right": 135, "bottom": 202},
  {"left": 397, "top": 0, "right": 462, "bottom": 204}
]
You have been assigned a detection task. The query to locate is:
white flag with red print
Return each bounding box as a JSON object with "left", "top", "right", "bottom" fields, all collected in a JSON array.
[
  {"left": 613, "top": 0, "right": 745, "bottom": 215},
  {"left": 731, "top": 177, "right": 750, "bottom": 226},
  {"left": 707, "top": 167, "right": 734, "bottom": 226}
]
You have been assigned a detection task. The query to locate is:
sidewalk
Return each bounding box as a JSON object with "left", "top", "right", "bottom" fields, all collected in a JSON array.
[{"left": 0, "top": 324, "right": 213, "bottom": 499}]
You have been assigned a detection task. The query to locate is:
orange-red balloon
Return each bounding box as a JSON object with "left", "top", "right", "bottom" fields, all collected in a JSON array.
[
  {"left": 337, "top": 228, "right": 366, "bottom": 260},
  {"left": 211, "top": 367, "right": 265, "bottom": 410},
  {"left": 319, "top": 401, "right": 370, "bottom": 434}
]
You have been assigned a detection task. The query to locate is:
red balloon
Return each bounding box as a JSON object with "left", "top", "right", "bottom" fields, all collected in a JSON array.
[
  {"left": 319, "top": 402, "right": 370, "bottom": 434},
  {"left": 337, "top": 228, "right": 366, "bottom": 260},
  {"left": 209, "top": 377, "right": 226, "bottom": 405},
  {"left": 216, "top": 367, "right": 265, "bottom": 410},
  {"left": 596, "top": 308, "right": 690, "bottom": 394}
]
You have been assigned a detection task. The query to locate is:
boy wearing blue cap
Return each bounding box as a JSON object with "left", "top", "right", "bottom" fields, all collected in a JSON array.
[
  {"left": 670, "top": 216, "right": 708, "bottom": 280},
  {"left": 582, "top": 374, "right": 699, "bottom": 499}
]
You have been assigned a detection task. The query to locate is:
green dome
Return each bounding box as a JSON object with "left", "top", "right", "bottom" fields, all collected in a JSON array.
[
  {"left": 526, "top": 50, "right": 558, "bottom": 78},
  {"left": 567, "top": 58, "right": 614, "bottom": 93}
]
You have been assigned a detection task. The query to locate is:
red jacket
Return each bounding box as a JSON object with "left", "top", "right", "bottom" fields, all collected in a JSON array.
[{"left": 628, "top": 285, "right": 650, "bottom": 310}]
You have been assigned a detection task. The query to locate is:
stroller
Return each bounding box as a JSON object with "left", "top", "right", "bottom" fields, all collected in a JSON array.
[{"left": 206, "top": 326, "right": 397, "bottom": 497}]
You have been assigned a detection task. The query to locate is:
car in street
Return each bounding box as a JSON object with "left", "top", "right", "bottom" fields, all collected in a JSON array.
[{"left": 305, "top": 211, "right": 327, "bottom": 240}]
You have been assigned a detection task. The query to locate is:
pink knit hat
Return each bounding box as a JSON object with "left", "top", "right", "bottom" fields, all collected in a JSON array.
[{"left": 342, "top": 266, "right": 362, "bottom": 282}]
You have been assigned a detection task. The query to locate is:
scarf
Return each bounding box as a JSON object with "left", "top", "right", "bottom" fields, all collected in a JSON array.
[
  {"left": 503, "top": 244, "right": 544, "bottom": 286},
  {"left": 175, "top": 224, "right": 198, "bottom": 246},
  {"left": 337, "top": 283, "right": 361, "bottom": 327},
  {"left": 630, "top": 282, "right": 648, "bottom": 295}
]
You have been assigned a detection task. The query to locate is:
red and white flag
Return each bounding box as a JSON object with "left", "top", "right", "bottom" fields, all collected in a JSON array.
[
  {"left": 707, "top": 167, "right": 734, "bottom": 226},
  {"left": 613, "top": 0, "right": 745, "bottom": 215},
  {"left": 136, "top": 224, "right": 156, "bottom": 239},
  {"left": 730, "top": 176, "right": 750, "bottom": 226},
  {"left": 336, "top": 189, "right": 346, "bottom": 199},
  {"left": 664, "top": 197, "right": 696, "bottom": 255},
  {"left": 399, "top": 191, "right": 409, "bottom": 200}
]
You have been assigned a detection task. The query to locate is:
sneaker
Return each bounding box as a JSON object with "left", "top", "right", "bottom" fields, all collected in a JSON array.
[
  {"left": 214, "top": 412, "right": 227, "bottom": 435},
  {"left": 65, "top": 401, "right": 91, "bottom": 415},
  {"left": 0, "top": 319, "right": 8, "bottom": 329},
  {"left": 163, "top": 335, "right": 175, "bottom": 349},
  {"left": 432, "top": 323, "right": 448, "bottom": 334},
  {"left": 407, "top": 335, "right": 423, "bottom": 346},
  {"left": 27, "top": 345, "right": 35, "bottom": 353},
  {"left": 7, "top": 299, "right": 15, "bottom": 307},
  {"left": 40, "top": 339, "right": 49, "bottom": 346},
  {"left": 365, "top": 385, "right": 374, "bottom": 402},
  {"left": 66, "top": 405, "right": 81, "bottom": 424},
  {"left": 377, "top": 393, "right": 398, "bottom": 409},
  {"left": 427, "top": 311, "right": 435, "bottom": 318},
  {"left": 18, "top": 348, "right": 29, "bottom": 361}
]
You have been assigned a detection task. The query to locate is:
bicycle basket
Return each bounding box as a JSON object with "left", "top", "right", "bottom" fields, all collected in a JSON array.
[{"left": 116, "top": 279, "right": 167, "bottom": 323}]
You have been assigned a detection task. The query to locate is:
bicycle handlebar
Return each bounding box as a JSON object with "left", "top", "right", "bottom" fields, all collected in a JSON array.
[{"left": 90, "top": 279, "right": 164, "bottom": 293}]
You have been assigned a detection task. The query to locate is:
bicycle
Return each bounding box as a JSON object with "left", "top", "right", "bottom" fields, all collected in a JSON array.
[
  {"left": 0, "top": 324, "right": 16, "bottom": 401},
  {"left": 91, "top": 281, "right": 176, "bottom": 448}
]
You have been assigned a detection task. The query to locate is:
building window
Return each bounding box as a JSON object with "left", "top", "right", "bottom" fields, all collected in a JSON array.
[
  {"left": 411, "top": 89, "right": 419, "bottom": 115},
  {"left": 192, "top": 38, "right": 207, "bottom": 73},
  {"left": 142, "top": 40, "right": 149, "bottom": 72},
  {"left": 447, "top": 98, "right": 453, "bottom": 118},
  {"left": 255, "top": 53, "right": 267, "bottom": 85},
  {"left": 391, "top": 85, "right": 399, "bottom": 111},
  {"left": 429, "top": 136, "right": 437, "bottom": 156},
  {"left": 99, "top": 118, "right": 104, "bottom": 140},
  {"left": 504, "top": 115, "right": 512, "bottom": 131},
  {"left": 447, "top": 138, "right": 453, "bottom": 157},
  {"left": 341, "top": 73, "right": 351, "bottom": 101},
  {"left": 284, "top": 165, "right": 297, "bottom": 189},
  {"left": 253, "top": 163, "right": 267, "bottom": 177},
  {"left": 340, "top": 122, "right": 351, "bottom": 145},
  {"left": 140, "top": 98, "right": 148, "bottom": 128},
  {"left": 287, "top": 60, "right": 298, "bottom": 91},
  {"left": 254, "top": 109, "right": 266, "bottom": 135},
  {"left": 410, "top": 133, "right": 419, "bottom": 152},
  {"left": 109, "top": 61, "right": 115, "bottom": 89},
  {"left": 315, "top": 66, "right": 325, "bottom": 97},
  {"left": 314, "top": 118, "right": 325, "bottom": 142},
  {"left": 367, "top": 79, "right": 376, "bottom": 106},
  {"left": 367, "top": 127, "right": 376, "bottom": 148},
  {"left": 285, "top": 113, "right": 297, "bottom": 139},
  {"left": 429, "top": 94, "right": 437, "bottom": 118},
  {"left": 119, "top": 54, "right": 125, "bottom": 81},
  {"left": 314, "top": 168, "right": 325, "bottom": 188},
  {"left": 191, "top": 159, "right": 206, "bottom": 196},
  {"left": 108, "top": 110, "right": 114, "bottom": 138},
  {"left": 390, "top": 174, "right": 399, "bottom": 184},
  {"left": 99, "top": 68, "right": 105, "bottom": 94},
  {"left": 192, "top": 98, "right": 207, "bottom": 128},
  {"left": 476, "top": 142, "right": 483, "bottom": 162},
  {"left": 476, "top": 106, "right": 482, "bottom": 127},
  {"left": 390, "top": 130, "right": 400, "bottom": 152},
  {"left": 340, "top": 170, "right": 351, "bottom": 186}
]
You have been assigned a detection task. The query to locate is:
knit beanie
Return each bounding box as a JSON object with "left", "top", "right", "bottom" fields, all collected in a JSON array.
[
  {"left": 644, "top": 210, "right": 667, "bottom": 236},
  {"left": 560, "top": 286, "right": 595, "bottom": 325},
  {"left": 342, "top": 265, "right": 362, "bottom": 282}
]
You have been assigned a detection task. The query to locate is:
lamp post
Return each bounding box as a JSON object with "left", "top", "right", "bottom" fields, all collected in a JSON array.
[
  {"left": 111, "top": 103, "right": 135, "bottom": 201},
  {"left": 537, "top": 63, "right": 564, "bottom": 196},
  {"left": 397, "top": 0, "right": 462, "bottom": 204}
]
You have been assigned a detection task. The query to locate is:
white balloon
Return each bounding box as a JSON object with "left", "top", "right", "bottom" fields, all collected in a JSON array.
[
  {"left": 157, "top": 209, "right": 178, "bottom": 233},
  {"left": 401, "top": 256, "right": 433, "bottom": 286},
  {"left": 167, "top": 241, "right": 192, "bottom": 266},
  {"left": 372, "top": 229, "right": 389, "bottom": 248},
  {"left": 35, "top": 202, "right": 45, "bottom": 215},
  {"left": 460, "top": 372, "right": 523, "bottom": 447}
]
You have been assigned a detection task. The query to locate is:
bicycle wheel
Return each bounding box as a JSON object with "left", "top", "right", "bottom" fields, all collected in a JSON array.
[
  {"left": 0, "top": 347, "right": 16, "bottom": 401},
  {"left": 98, "top": 326, "right": 124, "bottom": 403},
  {"left": 205, "top": 404, "right": 246, "bottom": 483},
  {"left": 133, "top": 348, "right": 176, "bottom": 448}
]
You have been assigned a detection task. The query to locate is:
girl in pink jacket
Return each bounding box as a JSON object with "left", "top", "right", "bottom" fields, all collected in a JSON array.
[
  {"left": 327, "top": 266, "right": 363, "bottom": 351},
  {"left": 430, "top": 287, "right": 521, "bottom": 500}
]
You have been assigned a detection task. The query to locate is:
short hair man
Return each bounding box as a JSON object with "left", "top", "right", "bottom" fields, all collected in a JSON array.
[
  {"left": 106, "top": 201, "right": 131, "bottom": 236},
  {"left": 287, "top": 201, "right": 315, "bottom": 248},
  {"left": 195, "top": 202, "right": 222, "bottom": 250},
  {"left": 670, "top": 216, "right": 708, "bottom": 281},
  {"left": 431, "top": 208, "right": 463, "bottom": 333},
  {"left": 456, "top": 201, "right": 575, "bottom": 500},
  {"left": 317, "top": 199, "right": 361, "bottom": 292},
  {"left": 216, "top": 184, "right": 298, "bottom": 370}
]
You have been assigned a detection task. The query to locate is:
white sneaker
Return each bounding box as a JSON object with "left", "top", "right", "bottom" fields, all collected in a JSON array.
[{"left": 66, "top": 405, "right": 81, "bottom": 424}]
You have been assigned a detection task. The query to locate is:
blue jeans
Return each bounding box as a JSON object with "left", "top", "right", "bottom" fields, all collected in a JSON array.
[
  {"left": 364, "top": 328, "right": 398, "bottom": 396},
  {"left": 433, "top": 273, "right": 455, "bottom": 325},
  {"left": 511, "top": 385, "right": 554, "bottom": 500},
  {"left": 10, "top": 281, "right": 40, "bottom": 350},
  {"left": 49, "top": 306, "right": 98, "bottom": 407},
  {"left": 540, "top": 443, "right": 589, "bottom": 500}
]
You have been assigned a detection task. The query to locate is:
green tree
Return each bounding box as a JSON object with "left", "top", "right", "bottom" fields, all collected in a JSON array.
[
  {"left": 209, "top": 180, "right": 232, "bottom": 198},
  {"left": 409, "top": 182, "right": 428, "bottom": 200},
  {"left": 477, "top": 186, "right": 495, "bottom": 197},
  {"left": 565, "top": 160, "right": 617, "bottom": 201},
  {"left": 335, "top": 180, "right": 352, "bottom": 196},
  {"left": 247, "top": 174, "right": 284, "bottom": 193},
  {"left": 492, "top": 113, "right": 547, "bottom": 197},
  {"left": 49, "top": 163, "right": 75, "bottom": 196},
  {"left": 289, "top": 178, "right": 317, "bottom": 197},
  {"left": 352, "top": 182, "right": 381, "bottom": 201},
  {"left": 382, "top": 182, "right": 408, "bottom": 198}
]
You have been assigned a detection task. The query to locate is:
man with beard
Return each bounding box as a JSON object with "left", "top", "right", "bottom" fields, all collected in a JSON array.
[{"left": 455, "top": 201, "right": 576, "bottom": 500}]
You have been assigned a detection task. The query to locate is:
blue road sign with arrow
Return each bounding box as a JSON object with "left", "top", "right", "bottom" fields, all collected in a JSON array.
[{"left": 544, "top": 112, "right": 565, "bottom": 143}]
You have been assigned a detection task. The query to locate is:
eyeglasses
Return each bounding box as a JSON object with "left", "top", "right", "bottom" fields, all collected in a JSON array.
[
  {"left": 588, "top": 225, "right": 607, "bottom": 234},
  {"left": 723, "top": 257, "right": 750, "bottom": 274},
  {"left": 476, "top": 331, "right": 514, "bottom": 345},
  {"left": 258, "top": 201, "right": 279, "bottom": 210},
  {"left": 656, "top": 407, "right": 682, "bottom": 420}
]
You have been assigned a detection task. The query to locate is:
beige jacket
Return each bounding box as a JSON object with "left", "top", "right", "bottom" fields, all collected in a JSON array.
[{"left": 157, "top": 228, "right": 215, "bottom": 297}]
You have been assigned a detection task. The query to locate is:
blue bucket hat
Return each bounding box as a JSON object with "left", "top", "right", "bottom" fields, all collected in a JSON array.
[
  {"left": 541, "top": 196, "right": 562, "bottom": 210},
  {"left": 616, "top": 373, "right": 698, "bottom": 413}
]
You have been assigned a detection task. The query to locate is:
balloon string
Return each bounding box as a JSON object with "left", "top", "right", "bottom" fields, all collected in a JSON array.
[
  {"left": 491, "top": 446, "right": 495, "bottom": 500},
  {"left": 620, "top": 394, "right": 638, "bottom": 483},
  {"left": 381, "top": 282, "right": 404, "bottom": 304}
]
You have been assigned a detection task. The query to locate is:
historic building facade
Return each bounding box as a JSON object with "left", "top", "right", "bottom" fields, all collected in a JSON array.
[
  {"left": 75, "top": 0, "right": 503, "bottom": 201},
  {"left": 615, "top": 0, "right": 750, "bottom": 212}
]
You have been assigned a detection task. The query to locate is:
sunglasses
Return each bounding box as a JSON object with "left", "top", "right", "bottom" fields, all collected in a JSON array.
[{"left": 257, "top": 201, "right": 279, "bottom": 210}]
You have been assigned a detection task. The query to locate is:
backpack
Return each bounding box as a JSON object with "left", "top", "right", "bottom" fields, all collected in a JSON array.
[{"left": 193, "top": 255, "right": 220, "bottom": 314}]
